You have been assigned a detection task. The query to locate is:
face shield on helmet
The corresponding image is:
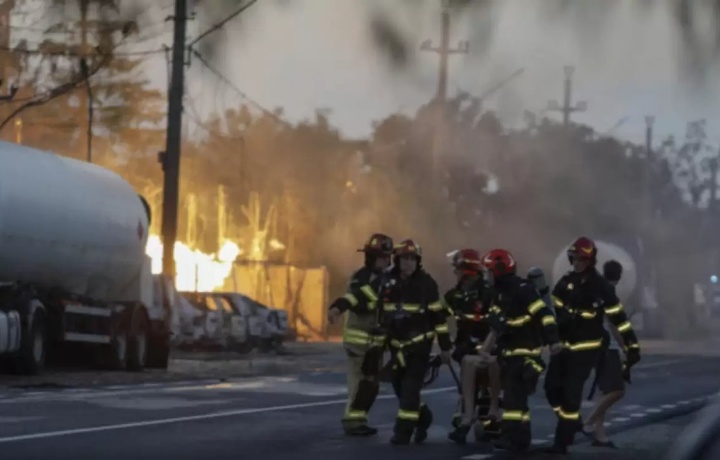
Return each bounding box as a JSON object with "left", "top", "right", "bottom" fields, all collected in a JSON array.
[
  {"left": 567, "top": 237, "right": 597, "bottom": 272},
  {"left": 359, "top": 233, "right": 393, "bottom": 271},
  {"left": 451, "top": 249, "right": 483, "bottom": 279},
  {"left": 394, "top": 239, "right": 422, "bottom": 275},
  {"left": 481, "top": 249, "right": 517, "bottom": 284}
]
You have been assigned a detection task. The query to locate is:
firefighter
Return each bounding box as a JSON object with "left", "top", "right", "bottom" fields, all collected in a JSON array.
[
  {"left": 327, "top": 233, "right": 393, "bottom": 436},
  {"left": 543, "top": 237, "right": 641, "bottom": 455},
  {"left": 479, "top": 248, "right": 563, "bottom": 454},
  {"left": 380, "top": 239, "right": 452, "bottom": 445},
  {"left": 443, "top": 249, "right": 502, "bottom": 445}
]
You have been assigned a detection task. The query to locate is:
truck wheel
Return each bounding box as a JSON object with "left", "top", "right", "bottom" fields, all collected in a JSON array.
[
  {"left": 127, "top": 308, "right": 149, "bottom": 372},
  {"left": 232, "top": 339, "right": 254, "bottom": 355},
  {"left": 15, "top": 310, "right": 46, "bottom": 375}
]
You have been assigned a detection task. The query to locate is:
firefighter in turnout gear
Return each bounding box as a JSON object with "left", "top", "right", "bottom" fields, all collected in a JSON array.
[
  {"left": 380, "top": 239, "right": 452, "bottom": 445},
  {"left": 480, "top": 249, "right": 563, "bottom": 454},
  {"left": 543, "top": 237, "right": 641, "bottom": 455},
  {"left": 444, "top": 249, "right": 502, "bottom": 444},
  {"left": 327, "top": 233, "right": 394, "bottom": 436}
]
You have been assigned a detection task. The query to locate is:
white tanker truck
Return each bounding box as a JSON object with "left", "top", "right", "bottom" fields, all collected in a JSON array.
[{"left": 0, "top": 141, "right": 170, "bottom": 374}]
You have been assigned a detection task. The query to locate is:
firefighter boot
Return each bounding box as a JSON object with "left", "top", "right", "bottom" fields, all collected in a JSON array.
[
  {"left": 479, "top": 417, "right": 502, "bottom": 442},
  {"left": 391, "top": 418, "right": 414, "bottom": 445},
  {"left": 414, "top": 404, "right": 433, "bottom": 444},
  {"left": 390, "top": 429, "right": 412, "bottom": 445}
]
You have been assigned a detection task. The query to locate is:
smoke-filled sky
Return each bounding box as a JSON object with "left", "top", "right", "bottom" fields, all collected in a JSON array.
[{"left": 11, "top": 0, "right": 720, "bottom": 145}]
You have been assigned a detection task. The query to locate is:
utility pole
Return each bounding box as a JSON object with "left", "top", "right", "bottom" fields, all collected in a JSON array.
[
  {"left": 420, "top": 0, "right": 468, "bottom": 184},
  {"left": 79, "top": 0, "right": 91, "bottom": 162},
  {"left": 420, "top": 0, "right": 469, "bottom": 103},
  {"left": 0, "top": 0, "right": 14, "bottom": 92},
  {"left": 546, "top": 66, "right": 587, "bottom": 126},
  {"left": 160, "top": 0, "right": 188, "bottom": 279},
  {"left": 642, "top": 116, "right": 655, "bottom": 227}
]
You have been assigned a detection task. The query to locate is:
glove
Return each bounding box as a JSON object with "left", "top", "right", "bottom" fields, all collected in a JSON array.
[
  {"left": 626, "top": 347, "right": 641, "bottom": 367},
  {"left": 329, "top": 297, "right": 350, "bottom": 312}
]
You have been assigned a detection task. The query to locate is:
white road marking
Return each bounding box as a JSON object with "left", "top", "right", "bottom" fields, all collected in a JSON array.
[
  {"left": 630, "top": 413, "right": 646, "bottom": 418},
  {"left": 0, "top": 386, "right": 457, "bottom": 444},
  {"left": 611, "top": 417, "right": 630, "bottom": 423},
  {"left": 661, "top": 404, "right": 676, "bottom": 409},
  {"left": 623, "top": 404, "right": 644, "bottom": 411},
  {"left": 0, "top": 416, "right": 46, "bottom": 424},
  {"left": 461, "top": 455, "right": 493, "bottom": 460},
  {"left": 645, "top": 408, "right": 662, "bottom": 413},
  {"left": 91, "top": 397, "right": 235, "bottom": 411}
]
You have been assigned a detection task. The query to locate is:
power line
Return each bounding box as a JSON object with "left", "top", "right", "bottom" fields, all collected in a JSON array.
[
  {"left": 183, "top": 104, "right": 245, "bottom": 141},
  {"left": 0, "top": 52, "right": 112, "bottom": 131},
  {"left": 188, "top": 0, "right": 259, "bottom": 47},
  {"left": 190, "top": 48, "right": 291, "bottom": 128}
]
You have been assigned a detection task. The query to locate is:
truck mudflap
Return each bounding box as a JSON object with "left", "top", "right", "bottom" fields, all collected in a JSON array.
[{"left": 0, "top": 310, "right": 21, "bottom": 354}]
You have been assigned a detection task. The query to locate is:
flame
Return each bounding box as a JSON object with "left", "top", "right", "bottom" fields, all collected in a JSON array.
[{"left": 145, "top": 235, "right": 241, "bottom": 292}]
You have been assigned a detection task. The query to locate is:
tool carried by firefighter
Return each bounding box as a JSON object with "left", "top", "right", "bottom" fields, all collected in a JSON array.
[
  {"left": 481, "top": 248, "right": 563, "bottom": 455},
  {"left": 381, "top": 239, "right": 453, "bottom": 445},
  {"left": 327, "top": 233, "right": 393, "bottom": 437},
  {"left": 544, "top": 237, "right": 641, "bottom": 455}
]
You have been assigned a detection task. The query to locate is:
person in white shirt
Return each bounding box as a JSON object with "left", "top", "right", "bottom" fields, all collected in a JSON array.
[{"left": 580, "top": 260, "right": 628, "bottom": 448}]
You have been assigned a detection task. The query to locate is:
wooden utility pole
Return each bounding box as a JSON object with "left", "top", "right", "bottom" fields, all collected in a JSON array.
[
  {"left": 642, "top": 116, "right": 655, "bottom": 227},
  {"left": 420, "top": 1, "right": 469, "bottom": 103},
  {"left": 420, "top": 0, "right": 468, "bottom": 183},
  {"left": 78, "top": 0, "right": 92, "bottom": 162},
  {"left": 160, "top": 0, "right": 188, "bottom": 279},
  {"left": 546, "top": 66, "right": 587, "bottom": 126},
  {"left": 0, "top": 0, "right": 14, "bottom": 93}
]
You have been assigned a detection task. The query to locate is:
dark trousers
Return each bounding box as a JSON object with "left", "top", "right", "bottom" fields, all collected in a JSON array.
[
  {"left": 390, "top": 341, "right": 432, "bottom": 437},
  {"left": 498, "top": 356, "right": 542, "bottom": 451},
  {"left": 545, "top": 349, "right": 600, "bottom": 446},
  {"left": 342, "top": 347, "right": 382, "bottom": 429}
]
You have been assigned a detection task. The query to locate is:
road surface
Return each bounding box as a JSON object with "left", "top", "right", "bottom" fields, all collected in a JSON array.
[{"left": 0, "top": 353, "right": 716, "bottom": 460}]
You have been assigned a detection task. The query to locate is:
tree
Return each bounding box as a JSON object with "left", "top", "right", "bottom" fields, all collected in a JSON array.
[{"left": 5, "top": 0, "right": 164, "bottom": 167}]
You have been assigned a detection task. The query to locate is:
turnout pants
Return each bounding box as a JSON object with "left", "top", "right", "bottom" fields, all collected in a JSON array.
[
  {"left": 342, "top": 346, "right": 383, "bottom": 430},
  {"left": 498, "top": 356, "right": 544, "bottom": 450},
  {"left": 390, "top": 341, "right": 433, "bottom": 437},
  {"left": 544, "top": 348, "right": 600, "bottom": 447}
]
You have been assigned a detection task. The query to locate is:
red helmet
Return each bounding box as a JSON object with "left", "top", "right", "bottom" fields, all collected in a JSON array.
[
  {"left": 481, "top": 249, "right": 517, "bottom": 278},
  {"left": 452, "top": 249, "right": 483, "bottom": 275},
  {"left": 358, "top": 233, "right": 393, "bottom": 255},
  {"left": 394, "top": 239, "right": 422, "bottom": 258},
  {"left": 567, "top": 237, "right": 597, "bottom": 265}
]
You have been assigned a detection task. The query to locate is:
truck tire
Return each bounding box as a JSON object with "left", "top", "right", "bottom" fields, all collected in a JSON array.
[
  {"left": 14, "top": 309, "right": 46, "bottom": 375},
  {"left": 231, "top": 339, "right": 254, "bottom": 355},
  {"left": 127, "top": 307, "right": 149, "bottom": 372}
]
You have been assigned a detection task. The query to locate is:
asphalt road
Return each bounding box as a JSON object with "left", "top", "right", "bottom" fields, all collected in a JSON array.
[{"left": 0, "top": 353, "right": 716, "bottom": 460}]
